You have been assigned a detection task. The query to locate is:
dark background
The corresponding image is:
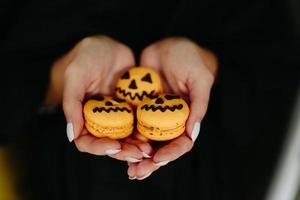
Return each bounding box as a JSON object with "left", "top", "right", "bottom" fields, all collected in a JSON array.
[{"left": 0, "top": 0, "right": 299, "bottom": 199}]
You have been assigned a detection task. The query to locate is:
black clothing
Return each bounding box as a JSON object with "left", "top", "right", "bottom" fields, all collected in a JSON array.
[{"left": 1, "top": 0, "right": 299, "bottom": 199}]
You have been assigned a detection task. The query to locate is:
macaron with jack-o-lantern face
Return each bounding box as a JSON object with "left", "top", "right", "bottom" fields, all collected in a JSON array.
[
  {"left": 115, "top": 66, "right": 163, "bottom": 107},
  {"left": 83, "top": 96, "right": 134, "bottom": 139},
  {"left": 136, "top": 94, "right": 190, "bottom": 141}
]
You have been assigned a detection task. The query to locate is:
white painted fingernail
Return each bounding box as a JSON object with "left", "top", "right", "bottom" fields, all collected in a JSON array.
[
  {"left": 154, "top": 160, "right": 170, "bottom": 166},
  {"left": 142, "top": 152, "right": 152, "bottom": 158},
  {"left": 66, "top": 123, "right": 74, "bottom": 142},
  {"left": 191, "top": 122, "right": 201, "bottom": 142},
  {"left": 105, "top": 149, "right": 121, "bottom": 155},
  {"left": 129, "top": 176, "right": 136, "bottom": 180},
  {"left": 137, "top": 172, "right": 152, "bottom": 180},
  {"left": 125, "top": 157, "right": 142, "bottom": 163}
]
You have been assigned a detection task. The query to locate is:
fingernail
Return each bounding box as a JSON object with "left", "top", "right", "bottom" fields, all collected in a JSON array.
[
  {"left": 129, "top": 176, "right": 136, "bottom": 180},
  {"left": 137, "top": 172, "right": 152, "bottom": 180},
  {"left": 125, "top": 157, "right": 142, "bottom": 163},
  {"left": 66, "top": 123, "right": 74, "bottom": 142},
  {"left": 191, "top": 122, "right": 201, "bottom": 142},
  {"left": 154, "top": 160, "right": 170, "bottom": 166},
  {"left": 105, "top": 149, "right": 121, "bottom": 155},
  {"left": 142, "top": 152, "right": 152, "bottom": 158}
]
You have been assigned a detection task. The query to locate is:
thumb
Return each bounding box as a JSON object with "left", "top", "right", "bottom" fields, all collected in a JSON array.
[
  {"left": 140, "top": 44, "right": 160, "bottom": 70},
  {"left": 63, "top": 66, "right": 86, "bottom": 142},
  {"left": 186, "top": 70, "right": 213, "bottom": 143}
]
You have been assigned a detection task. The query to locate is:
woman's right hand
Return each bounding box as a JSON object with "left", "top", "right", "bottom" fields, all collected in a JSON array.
[{"left": 47, "top": 36, "right": 150, "bottom": 162}]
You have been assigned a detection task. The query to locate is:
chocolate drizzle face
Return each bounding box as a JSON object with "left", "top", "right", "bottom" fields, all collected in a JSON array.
[
  {"left": 115, "top": 87, "right": 157, "bottom": 101},
  {"left": 93, "top": 107, "right": 132, "bottom": 113},
  {"left": 141, "top": 104, "right": 183, "bottom": 112}
]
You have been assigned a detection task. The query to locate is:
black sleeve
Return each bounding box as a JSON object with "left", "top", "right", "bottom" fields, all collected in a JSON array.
[
  {"left": 164, "top": 1, "right": 300, "bottom": 197},
  {"left": 0, "top": 41, "right": 54, "bottom": 145},
  {"left": 0, "top": 0, "right": 143, "bottom": 145},
  {"left": 0, "top": 1, "right": 80, "bottom": 145},
  {"left": 165, "top": 0, "right": 300, "bottom": 142}
]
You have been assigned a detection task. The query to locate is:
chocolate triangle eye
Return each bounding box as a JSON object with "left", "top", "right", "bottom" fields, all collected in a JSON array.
[
  {"left": 121, "top": 71, "right": 130, "bottom": 79},
  {"left": 141, "top": 73, "right": 152, "bottom": 83}
]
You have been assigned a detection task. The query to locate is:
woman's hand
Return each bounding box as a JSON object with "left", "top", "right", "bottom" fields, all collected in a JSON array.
[
  {"left": 127, "top": 37, "right": 218, "bottom": 180},
  {"left": 46, "top": 36, "right": 149, "bottom": 162}
]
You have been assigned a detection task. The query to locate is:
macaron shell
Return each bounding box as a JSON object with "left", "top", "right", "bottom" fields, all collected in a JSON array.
[
  {"left": 83, "top": 97, "right": 134, "bottom": 139},
  {"left": 136, "top": 94, "right": 190, "bottom": 141},
  {"left": 137, "top": 96, "right": 189, "bottom": 130},
  {"left": 115, "top": 66, "right": 163, "bottom": 106},
  {"left": 137, "top": 122, "right": 185, "bottom": 141},
  {"left": 85, "top": 122, "right": 133, "bottom": 139},
  {"left": 84, "top": 99, "right": 134, "bottom": 128}
]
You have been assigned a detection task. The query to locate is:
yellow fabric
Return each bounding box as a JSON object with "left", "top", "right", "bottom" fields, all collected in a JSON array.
[{"left": 0, "top": 148, "right": 19, "bottom": 200}]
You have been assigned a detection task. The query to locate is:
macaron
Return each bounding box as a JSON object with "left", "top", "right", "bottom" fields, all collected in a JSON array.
[
  {"left": 115, "top": 66, "right": 163, "bottom": 107},
  {"left": 83, "top": 96, "right": 134, "bottom": 139},
  {"left": 136, "top": 94, "right": 190, "bottom": 141}
]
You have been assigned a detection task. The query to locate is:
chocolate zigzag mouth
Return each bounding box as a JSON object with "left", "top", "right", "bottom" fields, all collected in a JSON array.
[
  {"left": 115, "top": 87, "right": 157, "bottom": 101},
  {"left": 93, "top": 107, "right": 132, "bottom": 113},
  {"left": 140, "top": 104, "right": 183, "bottom": 112}
]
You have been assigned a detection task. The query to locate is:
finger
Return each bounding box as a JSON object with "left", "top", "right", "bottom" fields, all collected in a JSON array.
[
  {"left": 63, "top": 65, "right": 88, "bottom": 142},
  {"left": 140, "top": 44, "right": 160, "bottom": 70},
  {"left": 152, "top": 134, "right": 193, "bottom": 166},
  {"left": 128, "top": 159, "right": 160, "bottom": 180},
  {"left": 107, "top": 47, "right": 136, "bottom": 94},
  {"left": 186, "top": 68, "right": 213, "bottom": 142},
  {"left": 74, "top": 134, "right": 121, "bottom": 156},
  {"left": 127, "top": 162, "right": 138, "bottom": 180},
  {"left": 81, "top": 127, "right": 89, "bottom": 136},
  {"left": 140, "top": 46, "right": 172, "bottom": 93},
  {"left": 164, "top": 73, "right": 186, "bottom": 96},
  {"left": 109, "top": 142, "right": 143, "bottom": 163},
  {"left": 125, "top": 137, "right": 153, "bottom": 158},
  {"left": 133, "top": 131, "right": 150, "bottom": 143},
  {"left": 136, "top": 159, "right": 160, "bottom": 180},
  {"left": 160, "top": 74, "right": 173, "bottom": 93}
]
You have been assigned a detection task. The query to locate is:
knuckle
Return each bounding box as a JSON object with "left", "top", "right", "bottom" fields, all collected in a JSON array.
[
  {"left": 80, "top": 36, "right": 100, "bottom": 46},
  {"left": 63, "top": 66, "right": 72, "bottom": 78},
  {"left": 64, "top": 63, "right": 82, "bottom": 78},
  {"left": 63, "top": 65, "right": 78, "bottom": 81}
]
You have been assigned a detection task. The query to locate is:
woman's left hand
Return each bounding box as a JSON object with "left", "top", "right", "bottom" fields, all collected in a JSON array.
[{"left": 127, "top": 37, "right": 218, "bottom": 180}]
